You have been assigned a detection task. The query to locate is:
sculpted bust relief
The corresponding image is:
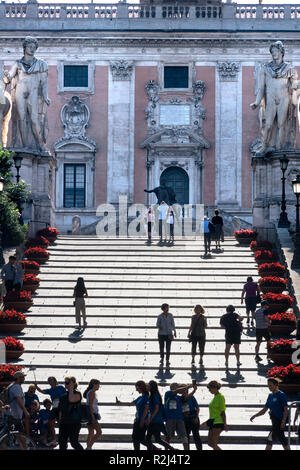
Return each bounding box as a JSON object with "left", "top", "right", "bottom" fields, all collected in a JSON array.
[
  {"left": 250, "top": 41, "right": 297, "bottom": 153},
  {"left": 3, "top": 36, "right": 51, "bottom": 153}
]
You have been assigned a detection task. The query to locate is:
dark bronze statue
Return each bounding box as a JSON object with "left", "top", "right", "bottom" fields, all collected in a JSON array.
[{"left": 144, "top": 179, "right": 176, "bottom": 205}]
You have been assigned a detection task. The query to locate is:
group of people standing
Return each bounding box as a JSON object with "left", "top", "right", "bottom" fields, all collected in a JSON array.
[{"left": 146, "top": 203, "right": 175, "bottom": 245}]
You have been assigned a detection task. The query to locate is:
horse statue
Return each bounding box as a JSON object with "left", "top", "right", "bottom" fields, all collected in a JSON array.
[{"left": 0, "top": 68, "right": 11, "bottom": 148}]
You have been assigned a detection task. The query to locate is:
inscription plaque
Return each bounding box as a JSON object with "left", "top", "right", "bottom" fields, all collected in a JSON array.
[{"left": 160, "top": 105, "right": 190, "bottom": 126}]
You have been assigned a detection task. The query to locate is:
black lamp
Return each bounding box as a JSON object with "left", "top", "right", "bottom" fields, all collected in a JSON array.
[
  {"left": 291, "top": 174, "right": 300, "bottom": 269},
  {"left": 278, "top": 154, "right": 290, "bottom": 228},
  {"left": 13, "top": 154, "right": 23, "bottom": 183}
]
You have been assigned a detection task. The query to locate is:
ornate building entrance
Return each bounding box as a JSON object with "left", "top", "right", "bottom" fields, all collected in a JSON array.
[{"left": 161, "top": 166, "right": 189, "bottom": 205}]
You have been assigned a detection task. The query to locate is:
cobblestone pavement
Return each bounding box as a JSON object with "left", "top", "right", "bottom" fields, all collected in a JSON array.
[{"left": 4, "top": 236, "right": 299, "bottom": 449}]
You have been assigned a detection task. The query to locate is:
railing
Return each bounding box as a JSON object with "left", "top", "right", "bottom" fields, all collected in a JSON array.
[{"left": 2, "top": 2, "right": 300, "bottom": 28}]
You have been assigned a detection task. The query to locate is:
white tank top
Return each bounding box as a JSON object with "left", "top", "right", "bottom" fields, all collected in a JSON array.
[{"left": 86, "top": 390, "right": 99, "bottom": 414}]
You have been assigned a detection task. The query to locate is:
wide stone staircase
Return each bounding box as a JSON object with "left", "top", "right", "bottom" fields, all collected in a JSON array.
[{"left": 11, "top": 236, "right": 300, "bottom": 449}]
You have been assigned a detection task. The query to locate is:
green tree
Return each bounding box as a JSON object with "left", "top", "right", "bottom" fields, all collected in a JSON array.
[{"left": 0, "top": 149, "right": 30, "bottom": 247}]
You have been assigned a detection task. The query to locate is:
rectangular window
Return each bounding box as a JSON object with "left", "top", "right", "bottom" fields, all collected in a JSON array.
[
  {"left": 64, "top": 164, "right": 86, "bottom": 208},
  {"left": 164, "top": 66, "right": 189, "bottom": 89},
  {"left": 63, "top": 65, "right": 89, "bottom": 88}
]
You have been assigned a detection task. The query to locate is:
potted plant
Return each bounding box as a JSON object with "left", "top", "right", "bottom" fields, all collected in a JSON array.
[
  {"left": 24, "top": 247, "right": 50, "bottom": 265},
  {"left": 267, "top": 364, "right": 300, "bottom": 394},
  {"left": 250, "top": 240, "right": 273, "bottom": 252},
  {"left": 0, "top": 364, "right": 22, "bottom": 389},
  {"left": 267, "top": 339, "right": 298, "bottom": 364},
  {"left": 258, "top": 262, "right": 286, "bottom": 278},
  {"left": 234, "top": 229, "right": 258, "bottom": 245},
  {"left": 3, "top": 291, "right": 33, "bottom": 312},
  {"left": 25, "top": 235, "right": 50, "bottom": 249},
  {"left": 22, "top": 260, "right": 40, "bottom": 275},
  {"left": 36, "top": 227, "right": 59, "bottom": 243},
  {"left": 1, "top": 337, "right": 25, "bottom": 360},
  {"left": 258, "top": 277, "right": 287, "bottom": 294},
  {"left": 254, "top": 250, "right": 278, "bottom": 265},
  {"left": 268, "top": 311, "right": 297, "bottom": 336},
  {"left": 0, "top": 309, "right": 27, "bottom": 333},
  {"left": 22, "top": 274, "right": 40, "bottom": 293},
  {"left": 263, "top": 293, "right": 293, "bottom": 313}
]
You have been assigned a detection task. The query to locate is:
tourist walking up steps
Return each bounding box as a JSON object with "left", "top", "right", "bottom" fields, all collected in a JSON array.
[
  {"left": 200, "top": 380, "right": 228, "bottom": 450},
  {"left": 58, "top": 376, "right": 84, "bottom": 451},
  {"left": 145, "top": 380, "right": 174, "bottom": 450},
  {"left": 211, "top": 210, "right": 224, "bottom": 250},
  {"left": 84, "top": 379, "right": 102, "bottom": 450},
  {"left": 116, "top": 380, "right": 151, "bottom": 451},
  {"left": 73, "top": 277, "right": 88, "bottom": 329},
  {"left": 181, "top": 384, "right": 202, "bottom": 450},
  {"left": 250, "top": 378, "right": 290, "bottom": 450},
  {"left": 241, "top": 276, "right": 260, "bottom": 326},
  {"left": 202, "top": 216, "right": 213, "bottom": 256},
  {"left": 156, "top": 303, "right": 176, "bottom": 367},
  {"left": 188, "top": 305, "right": 207, "bottom": 366},
  {"left": 220, "top": 305, "right": 243, "bottom": 368},
  {"left": 254, "top": 300, "right": 271, "bottom": 362}
]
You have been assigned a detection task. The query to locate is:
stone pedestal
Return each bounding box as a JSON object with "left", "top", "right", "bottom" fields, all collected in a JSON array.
[
  {"left": 252, "top": 149, "right": 300, "bottom": 232},
  {"left": 8, "top": 148, "right": 55, "bottom": 237}
]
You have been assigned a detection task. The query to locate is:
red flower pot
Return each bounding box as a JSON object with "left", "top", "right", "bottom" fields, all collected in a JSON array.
[
  {"left": 260, "top": 286, "right": 285, "bottom": 294},
  {"left": 259, "top": 271, "right": 286, "bottom": 278},
  {"left": 267, "top": 304, "right": 291, "bottom": 313},
  {"left": 268, "top": 353, "right": 292, "bottom": 365},
  {"left": 3, "top": 301, "right": 32, "bottom": 312},
  {"left": 279, "top": 384, "right": 300, "bottom": 394},
  {"left": 6, "top": 350, "right": 24, "bottom": 360},
  {"left": 0, "top": 381, "right": 12, "bottom": 390},
  {"left": 235, "top": 237, "right": 254, "bottom": 246},
  {"left": 0, "top": 324, "right": 26, "bottom": 333},
  {"left": 269, "top": 324, "right": 297, "bottom": 336},
  {"left": 22, "top": 284, "right": 38, "bottom": 293},
  {"left": 23, "top": 261, "right": 40, "bottom": 275}
]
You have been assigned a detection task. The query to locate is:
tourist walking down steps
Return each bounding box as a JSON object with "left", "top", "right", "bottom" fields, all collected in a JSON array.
[
  {"left": 84, "top": 379, "right": 102, "bottom": 450},
  {"left": 73, "top": 277, "right": 88, "bottom": 329},
  {"left": 220, "top": 305, "right": 243, "bottom": 368},
  {"left": 156, "top": 303, "right": 176, "bottom": 367}
]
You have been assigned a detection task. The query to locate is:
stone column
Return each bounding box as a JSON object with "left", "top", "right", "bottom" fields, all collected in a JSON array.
[
  {"left": 107, "top": 59, "right": 135, "bottom": 205},
  {"left": 215, "top": 61, "right": 242, "bottom": 210}
]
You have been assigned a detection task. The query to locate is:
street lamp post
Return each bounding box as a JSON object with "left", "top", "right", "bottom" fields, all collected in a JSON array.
[
  {"left": 0, "top": 177, "right": 5, "bottom": 266},
  {"left": 13, "top": 154, "right": 23, "bottom": 184},
  {"left": 278, "top": 154, "right": 290, "bottom": 228},
  {"left": 291, "top": 175, "right": 300, "bottom": 269}
]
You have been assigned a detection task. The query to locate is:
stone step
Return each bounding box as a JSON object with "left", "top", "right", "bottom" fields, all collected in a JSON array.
[
  {"left": 29, "top": 290, "right": 255, "bottom": 298},
  {"left": 38, "top": 268, "right": 258, "bottom": 275}
]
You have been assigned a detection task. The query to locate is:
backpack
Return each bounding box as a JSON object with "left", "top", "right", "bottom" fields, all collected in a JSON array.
[{"left": 0, "top": 383, "right": 13, "bottom": 406}]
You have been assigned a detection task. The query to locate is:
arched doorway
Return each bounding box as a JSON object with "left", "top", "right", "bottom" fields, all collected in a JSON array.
[{"left": 160, "top": 166, "right": 189, "bottom": 205}]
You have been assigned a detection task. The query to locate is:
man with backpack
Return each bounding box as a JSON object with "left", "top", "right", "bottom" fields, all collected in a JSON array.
[{"left": 0, "top": 371, "right": 30, "bottom": 436}]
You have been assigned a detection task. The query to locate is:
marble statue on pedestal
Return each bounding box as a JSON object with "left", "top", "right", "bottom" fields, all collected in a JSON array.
[
  {"left": 3, "top": 36, "right": 51, "bottom": 153},
  {"left": 250, "top": 41, "right": 297, "bottom": 154}
]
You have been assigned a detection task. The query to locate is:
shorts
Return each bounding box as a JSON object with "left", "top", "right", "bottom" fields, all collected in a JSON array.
[
  {"left": 88, "top": 412, "right": 101, "bottom": 426},
  {"left": 225, "top": 331, "right": 241, "bottom": 345},
  {"left": 166, "top": 419, "right": 188, "bottom": 443},
  {"left": 49, "top": 408, "right": 59, "bottom": 420},
  {"left": 256, "top": 328, "right": 271, "bottom": 342},
  {"left": 245, "top": 297, "right": 257, "bottom": 312},
  {"left": 207, "top": 418, "right": 224, "bottom": 430}
]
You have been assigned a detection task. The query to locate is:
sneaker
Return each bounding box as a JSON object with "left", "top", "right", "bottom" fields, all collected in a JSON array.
[
  {"left": 247, "top": 318, "right": 250, "bottom": 324},
  {"left": 255, "top": 355, "right": 262, "bottom": 362},
  {"left": 237, "top": 361, "right": 242, "bottom": 367},
  {"left": 191, "top": 358, "right": 195, "bottom": 364},
  {"left": 251, "top": 320, "right": 254, "bottom": 326},
  {"left": 225, "top": 361, "right": 229, "bottom": 368}
]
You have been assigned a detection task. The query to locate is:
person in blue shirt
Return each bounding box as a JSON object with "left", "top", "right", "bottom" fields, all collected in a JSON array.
[
  {"left": 292, "top": 391, "right": 300, "bottom": 439},
  {"left": 202, "top": 216, "right": 214, "bottom": 256},
  {"left": 116, "top": 380, "right": 157, "bottom": 451},
  {"left": 164, "top": 382, "right": 197, "bottom": 450},
  {"left": 39, "top": 399, "right": 53, "bottom": 447},
  {"left": 181, "top": 386, "right": 202, "bottom": 450},
  {"left": 25, "top": 384, "right": 40, "bottom": 411},
  {"left": 35, "top": 376, "right": 66, "bottom": 445},
  {"left": 250, "top": 378, "right": 290, "bottom": 450},
  {"left": 145, "top": 381, "right": 174, "bottom": 450}
]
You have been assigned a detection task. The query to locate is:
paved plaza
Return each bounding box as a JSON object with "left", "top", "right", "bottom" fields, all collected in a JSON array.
[{"left": 10, "top": 236, "right": 299, "bottom": 449}]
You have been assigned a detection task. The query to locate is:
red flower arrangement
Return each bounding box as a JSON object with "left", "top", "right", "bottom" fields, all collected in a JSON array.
[
  {"left": 267, "top": 364, "right": 300, "bottom": 384},
  {"left": 0, "top": 310, "right": 27, "bottom": 324},
  {"left": 22, "top": 260, "right": 40, "bottom": 274},
  {"left": 263, "top": 293, "right": 293, "bottom": 306},
  {"left": 4, "top": 291, "right": 33, "bottom": 303},
  {"left": 25, "top": 236, "right": 50, "bottom": 249},
  {"left": 268, "top": 339, "right": 298, "bottom": 354},
  {"left": 254, "top": 250, "right": 278, "bottom": 262},
  {"left": 250, "top": 240, "right": 273, "bottom": 251},
  {"left": 23, "top": 274, "right": 40, "bottom": 286},
  {"left": 234, "top": 229, "right": 258, "bottom": 239},
  {"left": 1, "top": 337, "right": 24, "bottom": 351},
  {"left": 0, "top": 364, "right": 22, "bottom": 382},
  {"left": 25, "top": 247, "right": 49, "bottom": 262},
  {"left": 36, "top": 227, "right": 59, "bottom": 241},
  {"left": 258, "top": 262, "right": 286, "bottom": 277},
  {"left": 259, "top": 277, "right": 287, "bottom": 288},
  {"left": 268, "top": 311, "right": 296, "bottom": 325}
]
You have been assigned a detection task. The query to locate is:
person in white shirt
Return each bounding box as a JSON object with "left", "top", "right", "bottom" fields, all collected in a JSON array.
[
  {"left": 166, "top": 207, "right": 175, "bottom": 244},
  {"left": 158, "top": 201, "right": 169, "bottom": 244}
]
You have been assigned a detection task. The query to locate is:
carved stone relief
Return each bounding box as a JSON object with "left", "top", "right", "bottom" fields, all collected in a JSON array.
[
  {"left": 218, "top": 61, "right": 240, "bottom": 81},
  {"left": 110, "top": 59, "right": 134, "bottom": 81}
]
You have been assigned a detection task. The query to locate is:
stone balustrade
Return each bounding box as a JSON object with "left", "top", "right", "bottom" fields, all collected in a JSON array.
[{"left": 1, "top": 2, "right": 300, "bottom": 30}]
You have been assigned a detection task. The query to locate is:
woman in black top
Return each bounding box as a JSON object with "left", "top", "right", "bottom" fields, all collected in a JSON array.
[
  {"left": 220, "top": 305, "right": 243, "bottom": 368},
  {"left": 211, "top": 209, "right": 224, "bottom": 250},
  {"left": 73, "top": 277, "right": 88, "bottom": 329},
  {"left": 58, "top": 376, "right": 84, "bottom": 450},
  {"left": 188, "top": 305, "right": 207, "bottom": 366}
]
